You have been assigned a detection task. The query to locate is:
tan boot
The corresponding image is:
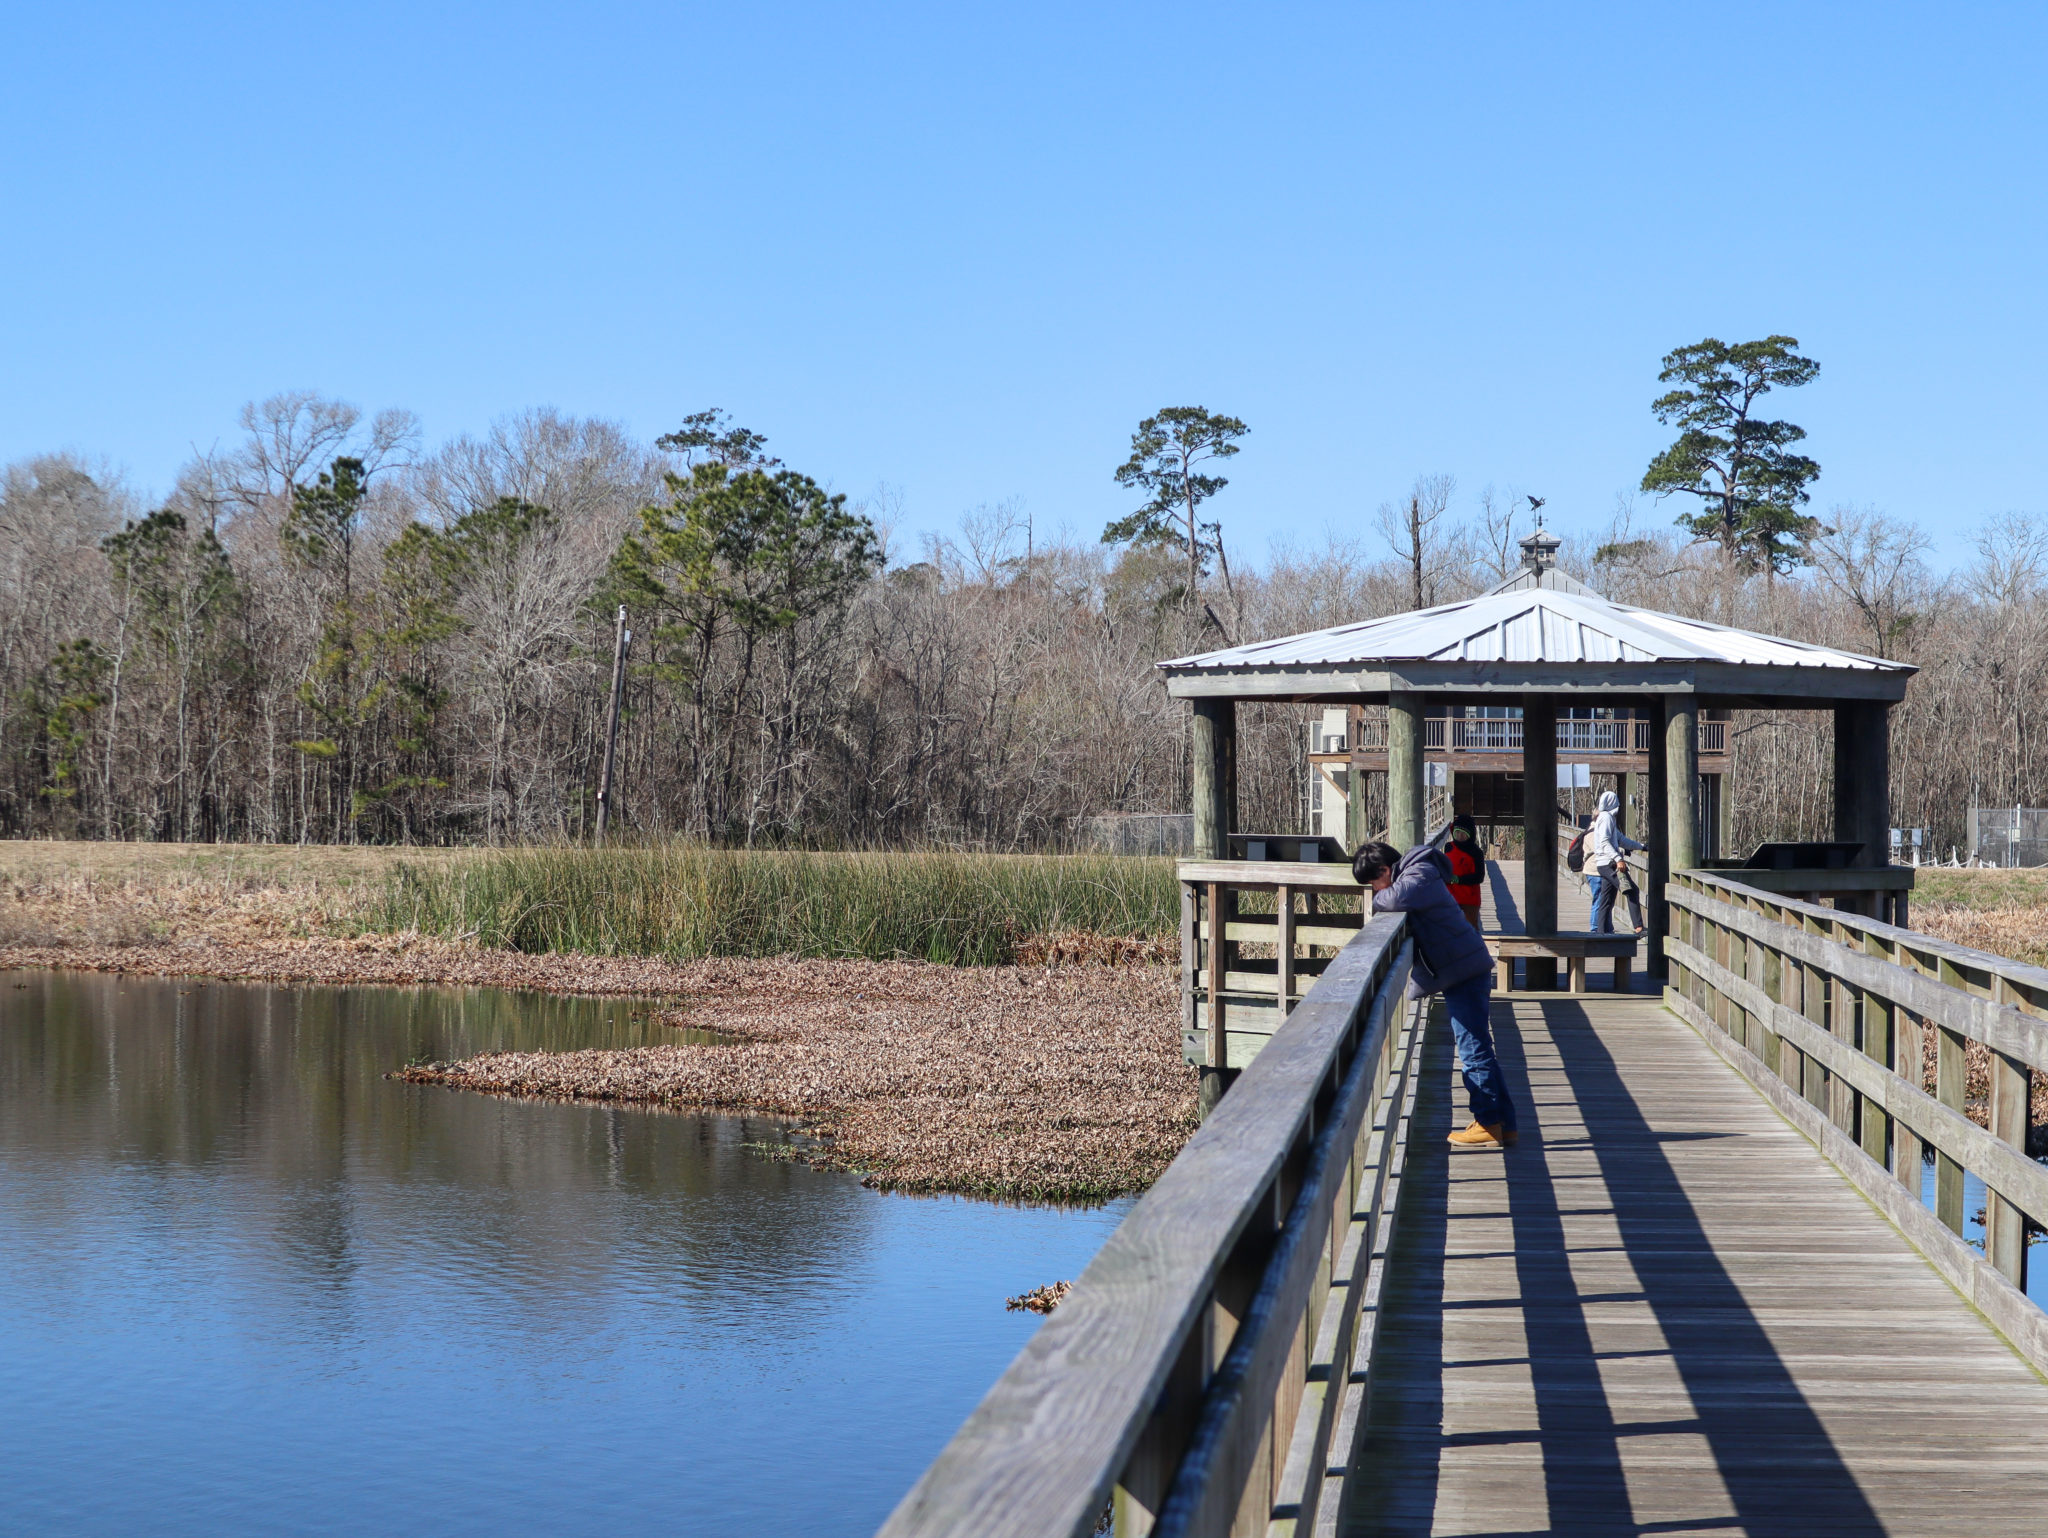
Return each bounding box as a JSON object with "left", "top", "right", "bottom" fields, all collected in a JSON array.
[{"left": 1447, "top": 1121, "right": 1507, "bottom": 1149}]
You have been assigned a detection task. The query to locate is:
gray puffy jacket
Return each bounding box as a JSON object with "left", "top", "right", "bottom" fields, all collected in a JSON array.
[{"left": 1372, "top": 844, "right": 1494, "bottom": 998}]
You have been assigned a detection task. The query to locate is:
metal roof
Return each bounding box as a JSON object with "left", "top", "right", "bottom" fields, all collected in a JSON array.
[{"left": 1159, "top": 586, "right": 1911, "bottom": 675}]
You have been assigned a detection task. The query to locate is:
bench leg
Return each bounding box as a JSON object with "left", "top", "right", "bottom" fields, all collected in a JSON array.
[
  {"left": 1496, "top": 955, "right": 1513, "bottom": 992},
  {"left": 1568, "top": 955, "right": 1587, "bottom": 994},
  {"left": 1614, "top": 956, "right": 1632, "bottom": 993}
]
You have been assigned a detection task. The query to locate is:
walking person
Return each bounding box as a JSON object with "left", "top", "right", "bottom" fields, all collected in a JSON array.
[
  {"left": 1354, "top": 840, "right": 1517, "bottom": 1149},
  {"left": 1586, "top": 789, "right": 1646, "bottom": 935},
  {"left": 1444, "top": 813, "right": 1486, "bottom": 932}
]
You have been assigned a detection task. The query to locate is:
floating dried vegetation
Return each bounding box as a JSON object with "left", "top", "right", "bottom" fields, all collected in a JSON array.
[
  {"left": 399, "top": 955, "right": 1192, "bottom": 1202},
  {"left": 1006, "top": 1280, "right": 1074, "bottom": 1314}
]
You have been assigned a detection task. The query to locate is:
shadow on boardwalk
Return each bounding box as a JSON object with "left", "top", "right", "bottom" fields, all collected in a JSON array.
[{"left": 1347, "top": 994, "right": 2048, "bottom": 1537}]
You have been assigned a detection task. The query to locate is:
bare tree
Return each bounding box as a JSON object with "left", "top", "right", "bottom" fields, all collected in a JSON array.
[
  {"left": 1810, "top": 507, "right": 1933, "bottom": 659},
  {"left": 1375, "top": 474, "right": 1456, "bottom": 610}
]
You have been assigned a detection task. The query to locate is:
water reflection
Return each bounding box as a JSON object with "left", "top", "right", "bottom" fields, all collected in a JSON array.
[{"left": 0, "top": 970, "right": 1126, "bottom": 1537}]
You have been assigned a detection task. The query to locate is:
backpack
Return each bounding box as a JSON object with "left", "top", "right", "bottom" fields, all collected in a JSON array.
[{"left": 1566, "top": 828, "right": 1588, "bottom": 874}]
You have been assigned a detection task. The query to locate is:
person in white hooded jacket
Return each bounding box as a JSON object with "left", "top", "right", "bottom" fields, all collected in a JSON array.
[{"left": 1586, "top": 789, "right": 1645, "bottom": 935}]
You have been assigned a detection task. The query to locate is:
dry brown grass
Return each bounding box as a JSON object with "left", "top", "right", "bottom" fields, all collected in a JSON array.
[
  {"left": 0, "top": 841, "right": 1196, "bottom": 1202},
  {"left": 1851, "top": 873, "right": 2048, "bottom": 1150},
  {"left": 0, "top": 839, "right": 456, "bottom": 951}
]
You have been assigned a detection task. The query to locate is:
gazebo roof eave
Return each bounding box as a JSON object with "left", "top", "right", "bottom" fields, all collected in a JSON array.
[{"left": 1158, "top": 657, "right": 1913, "bottom": 705}]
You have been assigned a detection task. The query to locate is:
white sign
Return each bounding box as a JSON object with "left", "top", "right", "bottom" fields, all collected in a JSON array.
[
  {"left": 1555, "top": 763, "right": 1590, "bottom": 789},
  {"left": 1425, "top": 762, "right": 1449, "bottom": 787}
]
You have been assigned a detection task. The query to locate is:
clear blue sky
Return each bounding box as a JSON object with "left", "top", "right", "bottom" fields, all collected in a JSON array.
[{"left": 4, "top": 3, "right": 2041, "bottom": 571}]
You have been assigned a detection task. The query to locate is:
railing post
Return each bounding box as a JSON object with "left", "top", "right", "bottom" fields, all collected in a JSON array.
[
  {"left": 1830, "top": 967, "right": 1858, "bottom": 1139},
  {"left": 1760, "top": 932, "right": 1785, "bottom": 1081},
  {"left": 1934, "top": 956, "right": 1968, "bottom": 1235},
  {"left": 1987, "top": 978, "right": 2031, "bottom": 1288},
  {"left": 1202, "top": 882, "right": 1235, "bottom": 1117},
  {"left": 1858, "top": 930, "right": 1893, "bottom": 1168},
  {"left": 1798, "top": 919, "right": 1829, "bottom": 1114},
  {"left": 1277, "top": 885, "right": 1296, "bottom": 1018}
]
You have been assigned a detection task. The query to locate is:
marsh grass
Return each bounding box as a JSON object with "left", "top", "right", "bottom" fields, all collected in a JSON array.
[{"left": 370, "top": 845, "right": 1181, "bottom": 965}]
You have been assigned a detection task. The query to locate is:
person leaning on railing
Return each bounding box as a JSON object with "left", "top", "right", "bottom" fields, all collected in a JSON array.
[{"left": 1354, "top": 840, "right": 1518, "bottom": 1150}]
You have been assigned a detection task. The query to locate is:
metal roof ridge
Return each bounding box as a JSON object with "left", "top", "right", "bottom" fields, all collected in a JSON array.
[{"left": 1481, "top": 586, "right": 1728, "bottom": 661}]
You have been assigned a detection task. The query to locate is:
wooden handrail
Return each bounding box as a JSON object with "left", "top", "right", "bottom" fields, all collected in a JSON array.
[
  {"left": 877, "top": 917, "right": 1423, "bottom": 1538},
  {"left": 1662, "top": 869, "right": 2048, "bottom": 1372}
]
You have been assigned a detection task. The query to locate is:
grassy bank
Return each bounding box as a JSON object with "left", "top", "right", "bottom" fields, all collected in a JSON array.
[{"left": 368, "top": 845, "right": 1181, "bottom": 966}]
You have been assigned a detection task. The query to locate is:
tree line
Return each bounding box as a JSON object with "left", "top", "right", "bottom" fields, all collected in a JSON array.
[{"left": 0, "top": 356, "right": 2038, "bottom": 858}]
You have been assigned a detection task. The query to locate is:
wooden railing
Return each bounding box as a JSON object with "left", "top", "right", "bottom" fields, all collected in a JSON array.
[
  {"left": 1664, "top": 870, "right": 2047, "bottom": 1371},
  {"left": 878, "top": 916, "right": 1425, "bottom": 1538},
  {"left": 1347, "top": 717, "right": 1727, "bottom": 756}
]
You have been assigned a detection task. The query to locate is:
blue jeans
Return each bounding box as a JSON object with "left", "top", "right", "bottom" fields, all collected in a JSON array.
[
  {"left": 1443, "top": 974, "right": 1515, "bottom": 1130},
  {"left": 1590, "top": 863, "right": 1643, "bottom": 934}
]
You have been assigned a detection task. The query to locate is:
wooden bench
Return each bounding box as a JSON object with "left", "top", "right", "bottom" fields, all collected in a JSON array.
[{"left": 1490, "top": 932, "right": 1640, "bottom": 993}]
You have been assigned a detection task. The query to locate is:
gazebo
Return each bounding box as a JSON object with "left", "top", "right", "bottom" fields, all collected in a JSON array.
[{"left": 1158, "top": 530, "right": 1916, "bottom": 1013}]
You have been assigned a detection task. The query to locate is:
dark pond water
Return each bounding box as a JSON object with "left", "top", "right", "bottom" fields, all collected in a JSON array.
[{"left": 0, "top": 970, "right": 1127, "bottom": 1537}]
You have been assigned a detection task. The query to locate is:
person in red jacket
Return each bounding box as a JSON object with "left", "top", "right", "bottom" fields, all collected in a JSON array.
[{"left": 1445, "top": 813, "right": 1486, "bottom": 932}]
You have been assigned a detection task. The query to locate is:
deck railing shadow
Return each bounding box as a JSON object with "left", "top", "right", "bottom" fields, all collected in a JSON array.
[
  {"left": 1354, "top": 998, "right": 1883, "bottom": 1537},
  {"left": 1540, "top": 999, "right": 1884, "bottom": 1536}
]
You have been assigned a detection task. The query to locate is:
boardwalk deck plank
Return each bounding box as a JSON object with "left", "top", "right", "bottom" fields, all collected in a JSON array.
[{"left": 1344, "top": 992, "right": 2048, "bottom": 1537}]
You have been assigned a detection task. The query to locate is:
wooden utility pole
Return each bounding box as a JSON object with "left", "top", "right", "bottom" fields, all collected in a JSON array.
[{"left": 594, "top": 605, "right": 630, "bottom": 843}]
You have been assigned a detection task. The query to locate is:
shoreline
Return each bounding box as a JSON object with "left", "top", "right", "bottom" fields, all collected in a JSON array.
[{"left": 1, "top": 932, "right": 1195, "bottom": 1203}]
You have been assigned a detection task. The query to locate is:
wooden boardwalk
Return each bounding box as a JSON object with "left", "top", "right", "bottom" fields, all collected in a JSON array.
[{"left": 1347, "top": 992, "right": 2048, "bottom": 1537}]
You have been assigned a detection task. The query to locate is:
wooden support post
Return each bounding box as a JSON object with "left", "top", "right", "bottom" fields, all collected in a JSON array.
[
  {"left": 1276, "top": 884, "right": 1296, "bottom": 1017},
  {"left": 1191, "top": 699, "right": 1235, "bottom": 860},
  {"left": 1859, "top": 933, "right": 1893, "bottom": 1168},
  {"left": 1833, "top": 701, "right": 1891, "bottom": 870},
  {"left": 1522, "top": 694, "right": 1558, "bottom": 990},
  {"left": 1893, "top": 1004, "right": 1925, "bottom": 1188},
  {"left": 1387, "top": 692, "right": 1425, "bottom": 850},
  {"left": 1567, "top": 954, "right": 1587, "bottom": 994},
  {"left": 1199, "top": 881, "right": 1235, "bottom": 1117},
  {"left": 1666, "top": 697, "right": 1700, "bottom": 876},
  {"left": 1800, "top": 951, "right": 1829, "bottom": 1113},
  {"left": 1989, "top": 1047, "right": 2030, "bottom": 1286},
  {"left": 1647, "top": 701, "right": 1672, "bottom": 977},
  {"left": 1716, "top": 769, "right": 1734, "bottom": 861},
  {"left": 1988, "top": 978, "right": 2030, "bottom": 1287},
  {"left": 1935, "top": 1021, "right": 1967, "bottom": 1235},
  {"left": 1830, "top": 970, "right": 1857, "bottom": 1138},
  {"left": 1761, "top": 940, "right": 1785, "bottom": 1080},
  {"left": 1623, "top": 769, "right": 1645, "bottom": 838}
]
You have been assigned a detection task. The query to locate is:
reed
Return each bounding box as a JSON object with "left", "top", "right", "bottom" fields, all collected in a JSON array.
[{"left": 371, "top": 845, "right": 1180, "bottom": 965}]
